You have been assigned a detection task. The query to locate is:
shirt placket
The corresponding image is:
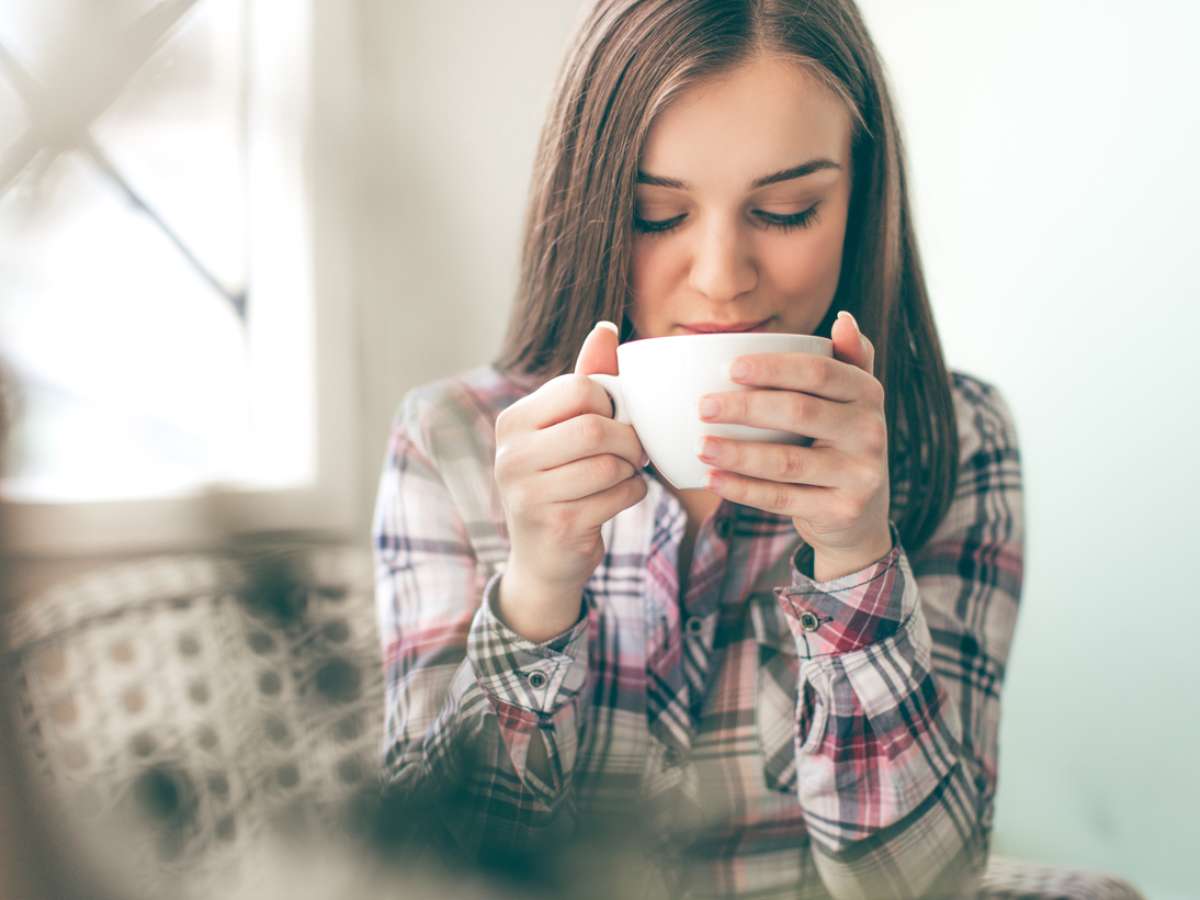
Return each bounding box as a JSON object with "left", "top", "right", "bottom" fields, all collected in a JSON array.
[{"left": 678, "top": 502, "right": 738, "bottom": 731}]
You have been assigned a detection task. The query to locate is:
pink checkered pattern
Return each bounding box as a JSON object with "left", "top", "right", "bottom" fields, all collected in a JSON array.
[{"left": 374, "top": 364, "right": 1023, "bottom": 899}]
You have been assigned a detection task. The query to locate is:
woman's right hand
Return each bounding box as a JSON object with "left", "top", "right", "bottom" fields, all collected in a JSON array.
[{"left": 493, "top": 322, "right": 648, "bottom": 641}]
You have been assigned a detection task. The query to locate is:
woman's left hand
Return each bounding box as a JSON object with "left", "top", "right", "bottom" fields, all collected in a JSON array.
[{"left": 696, "top": 311, "right": 893, "bottom": 579}]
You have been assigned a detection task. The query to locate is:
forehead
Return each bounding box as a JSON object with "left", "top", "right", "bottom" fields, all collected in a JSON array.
[{"left": 639, "top": 55, "right": 852, "bottom": 186}]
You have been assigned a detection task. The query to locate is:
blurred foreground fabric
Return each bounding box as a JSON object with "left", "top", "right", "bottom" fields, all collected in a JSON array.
[{"left": 1, "top": 542, "right": 1146, "bottom": 899}]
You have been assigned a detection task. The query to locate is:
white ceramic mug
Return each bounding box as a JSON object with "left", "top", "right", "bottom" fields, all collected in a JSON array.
[{"left": 587, "top": 332, "right": 834, "bottom": 490}]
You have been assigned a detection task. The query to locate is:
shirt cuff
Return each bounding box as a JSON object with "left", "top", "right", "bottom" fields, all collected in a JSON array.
[
  {"left": 465, "top": 568, "right": 590, "bottom": 713},
  {"left": 774, "top": 520, "right": 909, "bottom": 658}
]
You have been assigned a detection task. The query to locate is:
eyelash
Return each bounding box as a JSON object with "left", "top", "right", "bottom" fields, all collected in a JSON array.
[{"left": 632, "top": 204, "right": 822, "bottom": 238}]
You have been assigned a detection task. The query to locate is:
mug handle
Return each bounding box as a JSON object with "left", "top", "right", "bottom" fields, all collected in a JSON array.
[{"left": 584, "top": 373, "right": 631, "bottom": 424}]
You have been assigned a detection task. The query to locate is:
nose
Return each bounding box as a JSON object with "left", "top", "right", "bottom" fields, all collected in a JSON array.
[{"left": 687, "top": 215, "right": 758, "bottom": 303}]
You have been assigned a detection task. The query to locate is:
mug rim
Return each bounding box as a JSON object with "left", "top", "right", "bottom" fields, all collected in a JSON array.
[{"left": 617, "top": 331, "right": 832, "bottom": 354}]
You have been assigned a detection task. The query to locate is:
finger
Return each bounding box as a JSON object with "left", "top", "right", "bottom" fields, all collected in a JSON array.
[
  {"left": 499, "top": 372, "right": 616, "bottom": 435},
  {"left": 574, "top": 320, "right": 620, "bottom": 376},
  {"left": 534, "top": 453, "right": 640, "bottom": 503},
  {"left": 725, "top": 351, "right": 867, "bottom": 402},
  {"left": 706, "top": 469, "right": 833, "bottom": 518},
  {"left": 698, "top": 388, "right": 857, "bottom": 443},
  {"left": 832, "top": 310, "right": 875, "bottom": 376},
  {"left": 511, "top": 412, "right": 645, "bottom": 472},
  {"left": 697, "top": 437, "right": 850, "bottom": 488},
  {"left": 567, "top": 470, "right": 649, "bottom": 531}
]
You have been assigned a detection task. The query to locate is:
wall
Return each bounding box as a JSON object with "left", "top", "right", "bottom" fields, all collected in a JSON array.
[
  {"left": 347, "top": 1, "right": 590, "bottom": 525},
  {"left": 856, "top": 4, "right": 1200, "bottom": 898}
]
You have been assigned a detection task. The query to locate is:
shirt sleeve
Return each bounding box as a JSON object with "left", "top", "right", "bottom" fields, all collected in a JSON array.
[
  {"left": 373, "top": 387, "right": 592, "bottom": 857},
  {"left": 771, "top": 379, "right": 1024, "bottom": 900}
]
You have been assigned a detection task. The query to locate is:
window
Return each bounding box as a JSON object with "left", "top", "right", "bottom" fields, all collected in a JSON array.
[{"left": 0, "top": 0, "right": 356, "bottom": 553}]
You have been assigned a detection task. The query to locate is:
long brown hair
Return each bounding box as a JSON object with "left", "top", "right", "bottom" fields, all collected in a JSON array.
[{"left": 492, "top": 0, "right": 958, "bottom": 558}]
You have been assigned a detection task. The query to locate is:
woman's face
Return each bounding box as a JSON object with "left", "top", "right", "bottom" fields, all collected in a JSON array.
[{"left": 629, "top": 54, "right": 854, "bottom": 339}]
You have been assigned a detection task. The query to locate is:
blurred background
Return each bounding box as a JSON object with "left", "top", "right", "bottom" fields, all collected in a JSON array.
[{"left": 1, "top": 1, "right": 1197, "bottom": 899}]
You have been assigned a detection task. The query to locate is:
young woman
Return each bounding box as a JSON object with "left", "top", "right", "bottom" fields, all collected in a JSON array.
[{"left": 374, "top": 2, "right": 1024, "bottom": 897}]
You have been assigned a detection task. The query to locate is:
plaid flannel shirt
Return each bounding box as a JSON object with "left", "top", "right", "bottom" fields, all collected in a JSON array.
[{"left": 374, "top": 364, "right": 1023, "bottom": 899}]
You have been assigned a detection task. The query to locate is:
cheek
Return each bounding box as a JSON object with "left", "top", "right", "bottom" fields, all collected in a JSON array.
[
  {"left": 630, "top": 241, "right": 674, "bottom": 308},
  {"left": 631, "top": 241, "right": 661, "bottom": 285},
  {"left": 767, "top": 217, "right": 847, "bottom": 295}
]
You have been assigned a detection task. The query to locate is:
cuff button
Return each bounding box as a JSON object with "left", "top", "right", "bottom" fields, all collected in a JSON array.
[
  {"left": 528, "top": 671, "right": 548, "bottom": 689},
  {"left": 799, "top": 611, "right": 821, "bottom": 632}
]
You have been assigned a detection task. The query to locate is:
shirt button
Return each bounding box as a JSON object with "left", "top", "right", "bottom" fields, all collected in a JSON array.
[
  {"left": 714, "top": 517, "right": 734, "bottom": 540},
  {"left": 527, "top": 671, "right": 548, "bottom": 689},
  {"left": 799, "top": 611, "right": 821, "bottom": 632},
  {"left": 685, "top": 616, "right": 705, "bottom": 637}
]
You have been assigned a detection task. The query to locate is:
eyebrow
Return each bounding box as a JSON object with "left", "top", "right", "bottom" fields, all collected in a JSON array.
[{"left": 636, "top": 158, "right": 841, "bottom": 191}]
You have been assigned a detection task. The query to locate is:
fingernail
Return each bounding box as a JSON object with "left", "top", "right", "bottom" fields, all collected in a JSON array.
[
  {"left": 640, "top": 452, "right": 650, "bottom": 468},
  {"left": 595, "top": 321, "right": 619, "bottom": 337},
  {"left": 836, "top": 310, "right": 858, "bottom": 330}
]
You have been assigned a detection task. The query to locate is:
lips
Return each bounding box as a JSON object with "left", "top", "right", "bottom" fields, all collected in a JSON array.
[{"left": 681, "top": 317, "right": 772, "bottom": 334}]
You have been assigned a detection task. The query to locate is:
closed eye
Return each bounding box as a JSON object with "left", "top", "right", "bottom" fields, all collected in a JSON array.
[{"left": 633, "top": 204, "right": 822, "bottom": 237}]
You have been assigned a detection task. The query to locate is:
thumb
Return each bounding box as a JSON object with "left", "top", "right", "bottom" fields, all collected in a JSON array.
[
  {"left": 832, "top": 310, "right": 875, "bottom": 376},
  {"left": 573, "top": 320, "right": 620, "bottom": 376}
]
